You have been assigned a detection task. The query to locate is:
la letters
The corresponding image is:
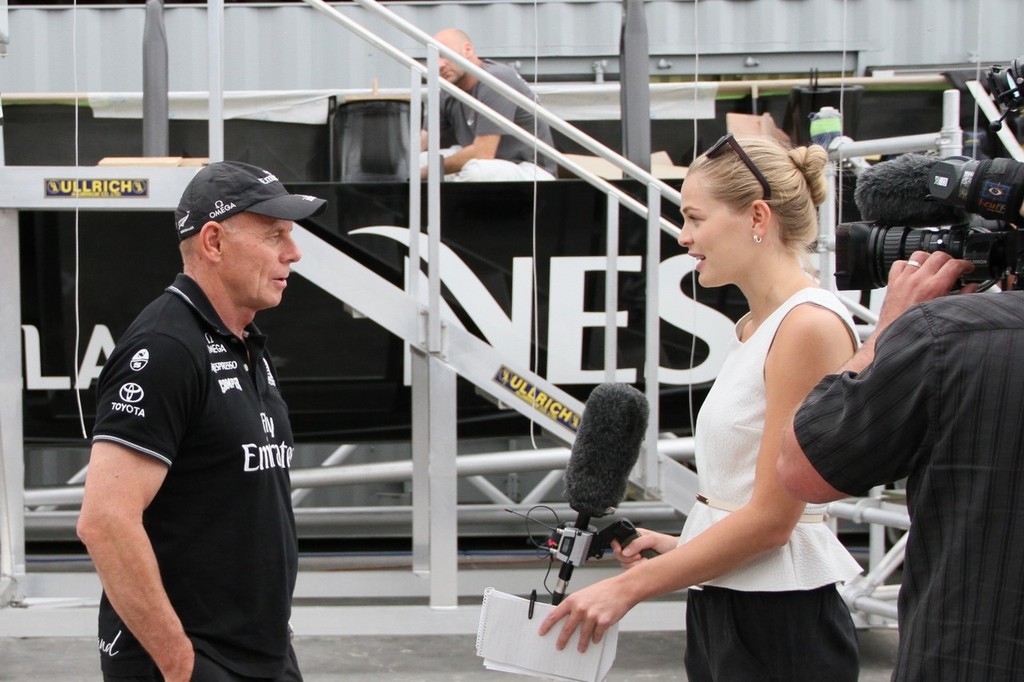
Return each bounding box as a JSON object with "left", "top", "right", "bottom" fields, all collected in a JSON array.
[{"left": 22, "top": 230, "right": 734, "bottom": 391}]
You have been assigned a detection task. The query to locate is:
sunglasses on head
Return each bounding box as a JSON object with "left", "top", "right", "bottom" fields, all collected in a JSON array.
[{"left": 705, "top": 133, "right": 772, "bottom": 201}]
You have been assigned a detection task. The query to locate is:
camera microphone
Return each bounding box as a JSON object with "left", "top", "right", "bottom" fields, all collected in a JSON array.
[
  {"left": 551, "top": 382, "right": 650, "bottom": 605},
  {"left": 854, "top": 153, "right": 969, "bottom": 227},
  {"left": 836, "top": 70, "right": 1024, "bottom": 292},
  {"left": 984, "top": 57, "right": 1024, "bottom": 132},
  {"left": 931, "top": 157, "right": 1024, "bottom": 224},
  {"left": 989, "top": 110, "right": 1009, "bottom": 133}
]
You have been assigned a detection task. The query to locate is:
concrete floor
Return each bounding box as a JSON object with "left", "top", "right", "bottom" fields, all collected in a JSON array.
[
  {"left": 0, "top": 628, "right": 900, "bottom": 681},
  {"left": 2, "top": 544, "right": 900, "bottom": 680}
]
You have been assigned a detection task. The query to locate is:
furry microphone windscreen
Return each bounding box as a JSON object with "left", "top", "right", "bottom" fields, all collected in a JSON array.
[
  {"left": 854, "top": 153, "right": 969, "bottom": 226},
  {"left": 563, "top": 383, "right": 650, "bottom": 519}
]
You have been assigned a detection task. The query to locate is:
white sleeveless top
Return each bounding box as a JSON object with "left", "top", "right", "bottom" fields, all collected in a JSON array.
[{"left": 678, "top": 287, "right": 863, "bottom": 591}]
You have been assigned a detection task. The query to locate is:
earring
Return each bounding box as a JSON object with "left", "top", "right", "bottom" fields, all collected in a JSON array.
[{"left": 753, "top": 234, "right": 763, "bottom": 244}]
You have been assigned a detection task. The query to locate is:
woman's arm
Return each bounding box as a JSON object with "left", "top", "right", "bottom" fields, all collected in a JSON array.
[{"left": 539, "top": 302, "right": 857, "bottom": 652}]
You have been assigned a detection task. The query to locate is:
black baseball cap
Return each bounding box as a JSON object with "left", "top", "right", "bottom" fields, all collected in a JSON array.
[{"left": 174, "top": 160, "right": 327, "bottom": 241}]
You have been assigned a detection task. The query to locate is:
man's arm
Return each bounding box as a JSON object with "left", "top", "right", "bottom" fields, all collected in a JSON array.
[
  {"left": 420, "top": 133, "right": 502, "bottom": 178},
  {"left": 777, "top": 249, "right": 976, "bottom": 502},
  {"left": 777, "top": 426, "right": 850, "bottom": 503},
  {"left": 77, "top": 441, "right": 194, "bottom": 682},
  {"left": 442, "top": 133, "right": 501, "bottom": 172}
]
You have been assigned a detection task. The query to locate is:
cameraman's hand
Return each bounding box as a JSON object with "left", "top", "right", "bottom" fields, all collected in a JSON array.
[{"left": 877, "top": 251, "right": 976, "bottom": 334}]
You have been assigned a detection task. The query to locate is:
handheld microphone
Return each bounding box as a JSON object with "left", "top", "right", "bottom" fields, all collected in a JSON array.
[
  {"left": 853, "top": 153, "right": 969, "bottom": 227},
  {"left": 551, "top": 382, "right": 650, "bottom": 605}
]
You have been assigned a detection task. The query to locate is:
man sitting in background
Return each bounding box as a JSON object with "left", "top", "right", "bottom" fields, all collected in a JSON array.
[{"left": 421, "top": 28, "right": 557, "bottom": 181}]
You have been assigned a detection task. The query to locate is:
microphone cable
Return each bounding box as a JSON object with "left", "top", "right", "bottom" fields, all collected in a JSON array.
[
  {"left": 529, "top": 0, "right": 542, "bottom": 451},
  {"left": 691, "top": 0, "right": 700, "bottom": 166},
  {"left": 507, "top": 503, "right": 562, "bottom": 599},
  {"left": 685, "top": 0, "right": 702, "bottom": 438}
]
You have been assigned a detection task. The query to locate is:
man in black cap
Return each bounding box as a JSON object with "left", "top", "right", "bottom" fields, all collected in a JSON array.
[{"left": 77, "top": 161, "right": 326, "bottom": 682}]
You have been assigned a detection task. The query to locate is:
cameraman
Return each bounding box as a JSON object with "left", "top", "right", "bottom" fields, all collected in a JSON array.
[{"left": 778, "top": 200, "right": 1024, "bottom": 680}]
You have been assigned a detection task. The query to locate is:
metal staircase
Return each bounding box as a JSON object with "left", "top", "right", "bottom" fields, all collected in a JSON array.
[
  {"left": 5, "top": 0, "right": 1021, "bottom": 639},
  {"left": 0, "top": 0, "right": 699, "bottom": 636}
]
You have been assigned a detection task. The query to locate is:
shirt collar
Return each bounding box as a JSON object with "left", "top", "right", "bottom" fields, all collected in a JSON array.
[{"left": 165, "top": 273, "right": 265, "bottom": 343}]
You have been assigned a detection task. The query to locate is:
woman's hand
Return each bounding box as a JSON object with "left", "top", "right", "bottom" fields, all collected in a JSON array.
[
  {"left": 612, "top": 529, "right": 676, "bottom": 569},
  {"left": 538, "top": 578, "right": 635, "bottom": 653}
]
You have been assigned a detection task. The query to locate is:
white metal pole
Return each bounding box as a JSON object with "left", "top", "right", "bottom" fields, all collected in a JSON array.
[
  {"left": 643, "top": 184, "right": 662, "bottom": 492},
  {"left": 408, "top": 66, "right": 422, "bottom": 304},
  {"left": 939, "top": 88, "right": 963, "bottom": 158},
  {"left": 207, "top": 0, "right": 225, "bottom": 162},
  {"left": 425, "top": 47, "right": 442, "bottom": 355},
  {"left": 0, "top": 208, "right": 24, "bottom": 607},
  {"left": 603, "top": 194, "right": 619, "bottom": 383},
  {"left": 818, "top": 157, "right": 838, "bottom": 291}
]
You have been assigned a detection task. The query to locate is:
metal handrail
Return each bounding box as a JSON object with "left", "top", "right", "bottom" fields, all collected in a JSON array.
[
  {"left": 350, "top": 0, "right": 680, "bottom": 199},
  {"left": 302, "top": 0, "right": 682, "bottom": 238}
]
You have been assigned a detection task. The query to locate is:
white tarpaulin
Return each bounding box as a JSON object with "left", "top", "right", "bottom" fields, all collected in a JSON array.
[
  {"left": 88, "top": 90, "right": 341, "bottom": 125},
  {"left": 85, "top": 82, "right": 719, "bottom": 125},
  {"left": 533, "top": 82, "right": 717, "bottom": 121}
]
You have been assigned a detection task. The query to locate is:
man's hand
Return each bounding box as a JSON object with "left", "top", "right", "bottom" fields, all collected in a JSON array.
[
  {"left": 158, "top": 649, "right": 195, "bottom": 682},
  {"left": 876, "top": 250, "right": 977, "bottom": 336}
]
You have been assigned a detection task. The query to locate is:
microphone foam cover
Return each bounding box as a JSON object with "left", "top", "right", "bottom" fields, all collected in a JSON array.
[
  {"left": 564, "top": 383, "right": 650, "bottom": 518},
  {"left": 854, "top": 153, "right": 969, "bottom": 226}
]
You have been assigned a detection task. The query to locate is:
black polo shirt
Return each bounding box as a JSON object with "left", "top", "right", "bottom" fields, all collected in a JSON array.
[
  {"left": 794, "top": 291, "right": 1024, "bottom": 681},
  {"left": 92, "top": 273, "right": 298, "bottom": 678}
]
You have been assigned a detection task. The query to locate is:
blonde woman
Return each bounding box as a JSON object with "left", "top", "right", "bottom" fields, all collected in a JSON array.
[{"left": 540, "top": 134, "right": 862, "bottom": 681}]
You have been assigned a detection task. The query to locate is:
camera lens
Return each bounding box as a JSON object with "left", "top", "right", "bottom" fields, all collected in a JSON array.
[
  {"left": 887, "top": 226, "right": 965, "bottom": 260},
  {"left": 873, "top": 226, "right": 965, "bottom": 287},
  {"left": 835, "top": 222, "right": 1015, "bottom": 290}
]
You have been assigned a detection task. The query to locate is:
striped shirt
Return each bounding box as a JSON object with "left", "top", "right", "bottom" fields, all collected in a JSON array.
[{"left": 794, "top": 290, "right": 1024, "bottom": 681}]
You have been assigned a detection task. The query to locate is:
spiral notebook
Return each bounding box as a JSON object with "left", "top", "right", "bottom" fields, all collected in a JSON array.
[{"left": 476, "top": 587, "right": 619, "bottom": 682}]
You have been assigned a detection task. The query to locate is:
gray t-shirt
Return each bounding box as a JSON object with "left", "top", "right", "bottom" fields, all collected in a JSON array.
[{"left": 436, "top": 59, "right": 556, "bottom": 174}]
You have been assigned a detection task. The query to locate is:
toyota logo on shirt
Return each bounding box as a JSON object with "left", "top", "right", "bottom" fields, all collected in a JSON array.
[{"left": 119, "top": 383, "right": 145, "bottom": 403}]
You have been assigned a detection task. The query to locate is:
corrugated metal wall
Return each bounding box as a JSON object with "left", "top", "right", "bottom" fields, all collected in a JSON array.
[{"left": 1, "top": 0, "right": 1019, "bottom": 93}]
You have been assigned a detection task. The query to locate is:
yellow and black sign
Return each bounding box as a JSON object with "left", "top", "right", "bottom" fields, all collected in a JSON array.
[
  {"left": 45, "top": 178, "right": 150, "bottom": 199},
  {"left": 493, "top": 365, "right": 581, "bottom": 433}
]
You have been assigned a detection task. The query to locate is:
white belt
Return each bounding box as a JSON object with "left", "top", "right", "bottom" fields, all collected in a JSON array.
[{"left": 696, "top": 494, "right": 828, "bottom": 523}]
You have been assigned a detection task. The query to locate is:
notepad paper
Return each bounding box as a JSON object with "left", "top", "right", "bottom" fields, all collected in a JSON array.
[{"left": 476, "top": 587, "right": 619, "bottom": 682}]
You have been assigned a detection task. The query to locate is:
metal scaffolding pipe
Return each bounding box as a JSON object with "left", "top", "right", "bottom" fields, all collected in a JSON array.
[
  {"left": 23, "top": 501, "right": 684, "bottom": 539},
  {"left": 828, "top": 500, "right": 910, "bottom": 530},
  {"left": 23, "top": 447, "right": 575, "bottom": 507},
  {"left": 141, "top": 0, "right": 168, "bottom": 156},
  {"left": 849, "top": 596, "right": 899, "bottom": 620},
  {"left": 829, "top": 132, "right": 953, "bottom": 161}
]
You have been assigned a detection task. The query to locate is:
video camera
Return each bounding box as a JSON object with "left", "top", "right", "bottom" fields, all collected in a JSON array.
[{"left": 835, "top": 57, "right": 1024, "bottom": 291}]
